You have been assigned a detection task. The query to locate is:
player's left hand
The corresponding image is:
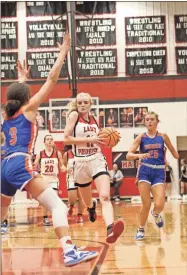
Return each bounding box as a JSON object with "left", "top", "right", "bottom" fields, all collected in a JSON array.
[{"left": 17, "top": 60, "right": 31, "bottom": 81}]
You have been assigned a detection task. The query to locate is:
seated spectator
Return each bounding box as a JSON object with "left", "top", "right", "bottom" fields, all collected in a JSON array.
[{"left": 109, "top": 163, "right": 123, "bottom": 201}]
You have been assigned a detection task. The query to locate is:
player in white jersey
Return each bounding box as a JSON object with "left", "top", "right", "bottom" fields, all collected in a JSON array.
[
  {"left": 64, "top": 93, "right": 124, "bottom": 243},
  {"left": 63, "top": 145, "right": 85, "bottom": 223},
  {"left": 34, "top": 134, "right": 64, "bottom": 226}
]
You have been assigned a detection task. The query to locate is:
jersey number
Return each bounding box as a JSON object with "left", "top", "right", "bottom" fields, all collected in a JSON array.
[
  {"left": 86, "top": 135, "right": 94, "bottom": 147},
  {"left": 148, "top": 150, "right": 158, "bottom": 159},
  {"left": 9, "top": 127, "right": 17, "bottom": 146},
  {"left": 45, "top": 165, "right": 54, "bottom": 173}
]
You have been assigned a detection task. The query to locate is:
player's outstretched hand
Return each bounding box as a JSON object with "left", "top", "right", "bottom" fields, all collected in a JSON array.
[
  {"left": 17, "top": 60, "right": 31, "bottom": 82},
  {"left": 57, "top": 32, "right": 71, "bottom": 52}
]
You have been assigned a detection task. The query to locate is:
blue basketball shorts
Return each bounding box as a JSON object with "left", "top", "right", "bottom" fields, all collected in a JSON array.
[
  {"left": 137, "top": 164, "right": 165, "bottom": 187},
  {"left": 1, "top": 154, "right": 39, "bottom": 197}
]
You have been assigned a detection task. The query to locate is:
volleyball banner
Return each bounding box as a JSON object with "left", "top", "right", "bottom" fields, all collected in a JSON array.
[
  {"left": 174, "top": 15, "right": 187, "bottom": 43},
  {"left": 27, "top": 20, "right": 66, "bottom": 49}
]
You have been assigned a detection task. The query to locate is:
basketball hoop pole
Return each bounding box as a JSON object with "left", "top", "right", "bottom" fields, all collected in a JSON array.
[{"left": 69, "top": 2, "right": 77, "bottom": 97}]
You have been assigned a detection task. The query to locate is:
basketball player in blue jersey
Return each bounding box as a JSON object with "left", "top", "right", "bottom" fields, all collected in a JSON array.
[
  {"left": 64, "top": 92, "right": 124, "bottom": 243},
  {"left": 1, "top": 33, "right": 98, "bottom": 266},
  {"left": 1, "top": 130, "right": 9, "bottom": 234},
  {"left": 127, "top": 111, "right": 179, "bottom": 241}
]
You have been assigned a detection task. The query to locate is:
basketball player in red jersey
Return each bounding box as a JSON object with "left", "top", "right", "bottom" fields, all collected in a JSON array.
[
  {"left": 62, "top": 145, "right": 85, "bottom": 223},
  {"left": 64, "top": 93, "right": 124, "bottom": 243},
  {"left": 1, "top": 34, "right": 98, "bottom": 266},
  {"left": 34, "top": 134, "right": 64, "bottom": 226}
]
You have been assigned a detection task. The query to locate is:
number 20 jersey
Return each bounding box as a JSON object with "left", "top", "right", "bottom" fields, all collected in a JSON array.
[
  {"left": 72, "top": 114, "right": 101, "bottom": 157},
  {"left": 40, "top": 149, "right": 59, "bottom": 181}
]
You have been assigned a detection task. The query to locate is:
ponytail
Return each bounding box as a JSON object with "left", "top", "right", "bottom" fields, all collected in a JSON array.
[
  {"left": 67, "top": 99, "right": 77, "bottom": 116},
  {"left": 4, "top": 100, "right": 22, "bottom": 118}
]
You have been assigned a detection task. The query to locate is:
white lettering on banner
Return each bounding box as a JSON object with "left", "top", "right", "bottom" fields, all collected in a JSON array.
[
  {"left": 178, "top": 49, "right": 187, "bottom": 55},
  {"left": 129, "top": 17, "right": 161, "bottom": 24},
  {"left": 28, "top": 23, "right": 64, "bottom": 31},
  {"left": 77, "top": 49, "right": 117, "bottom": 77},
  {"left": 126, "top": 47, "right": 166, "bottom": 75},
  {"left": 77, "top": 18, "right": 115, "bottom": 46},
  {"left": 178, "top": 16, "right": 187, "bottom": 23},
  {"left": 79, "top": 19, "right": 112, "bottom": 26},
  {"left": 1, "top": 53, "right": 17, "bottom": 79}
]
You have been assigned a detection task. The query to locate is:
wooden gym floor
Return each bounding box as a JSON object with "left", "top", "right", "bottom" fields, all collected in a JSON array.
[{"left": 1, "top": 200, "right": 187, "bottom": 275}]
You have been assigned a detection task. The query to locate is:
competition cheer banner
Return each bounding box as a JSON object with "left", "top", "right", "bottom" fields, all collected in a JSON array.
[
  {"left": 1, "top": 52, "right": 18, "bottom": 80},
  {"left": 26, "top": 1, "right": 66, "bottom": 16},
  {"left": 1, "top": 22, "right": 18, "bottom": 49},
  {"left": 77, "top": 49, "right": 117, "bottom": 77},
  {"left": 125, "top": 16, "right": 166, "bottom": 44},
  {"left": 27, "top": 51, "right": 67, "bottom": 79},
  {"left": 174, "top": 15, "right": 187, "bottom": 43},
  {"left": 27, "top": 20, "right": 66, "bottom": 48},
  {"left": 175, "top": 47, "right": 187, "bottom": 74},
  {"left": 1, "top": 1, "right": 17, "bottom": 17},
  {"left": 76, "top": 18, "right": 116, "bottom": 46},
  {"left": 76, "top": 1, "right": 116, "bottom": 14},
  {"left": 126, "top": 47, "right": 167, "bottom": 76}
]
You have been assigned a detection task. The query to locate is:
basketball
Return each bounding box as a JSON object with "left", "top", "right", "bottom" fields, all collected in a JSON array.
[{"left": 98, "top": 127, "right": 120, "bottom": 148}]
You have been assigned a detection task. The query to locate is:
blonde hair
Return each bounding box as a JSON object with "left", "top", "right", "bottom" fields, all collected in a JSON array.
[
  {"left": 145, "top": 111, "right": 160, "bottom": 122},
  {"left": 67, "top": 93, "right": 93, "bottom": 116}
]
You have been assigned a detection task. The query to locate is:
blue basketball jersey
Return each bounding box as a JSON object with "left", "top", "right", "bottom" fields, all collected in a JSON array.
[
  {"left": 140, "top": 132, "right": 165, "bottom": 165},
  {"left": 1, "top": 144, "right": 7, "bottom": 159},
  {"left": 2, "top": 109, "right": 38, "bottom": 157}
]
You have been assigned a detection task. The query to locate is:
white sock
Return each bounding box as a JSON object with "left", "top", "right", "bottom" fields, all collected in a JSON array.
[{"left": 60, "top": 236, "right": 74, "bottom": 253}]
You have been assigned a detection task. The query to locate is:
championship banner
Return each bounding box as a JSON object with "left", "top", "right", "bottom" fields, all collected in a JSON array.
[
  {"left": 26, "top": 1, "right": 66, "bottom": 16},
  {"left": 125, "top": 47, "right": 167, "bottom": 76},
  {"left": 1, "top": 52, "right": 18, "bottom": 80},
  {"left": 175, "top": 47, "right": 187, "bottom": 74},
  {"left": 1, "top": 22, "right": 18, "bottom": 49},
  {"left": 125, "top": 16, "right": 166, "bottom": 44},
  {"left": 174, "top": 15, "right": 187, "bottom": 43},
  {"left": 77, "top": 49, "right": 117, "bottom": 77},
  {"left": 112, "top": 152, "right": 138, "bottom": 177},
  {"left": 76, "top": 1, "right": 116, "bottom": 14},
  {"left": 27, "top": 51, "right": 67, "bottom": 79},
  {"left": 27, "top": 20, "right": 66, "bottom": 48},
  {"left": 1, "top": 1, "right": 17, "bottom": 17},
  {"left": 76, "top": 18, "right": 116, "bottom": 46}
]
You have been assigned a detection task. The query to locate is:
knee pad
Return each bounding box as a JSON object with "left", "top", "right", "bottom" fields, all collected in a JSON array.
[{"left": 37, "top": 188, "right": 68, "bottom": 228}]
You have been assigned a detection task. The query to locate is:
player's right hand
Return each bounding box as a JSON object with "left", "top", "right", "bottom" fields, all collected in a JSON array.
[
  {"left": 138, "top": 153, "right": 150, "bottom": 159},
  {"left": 88, "top": 136, "right": 106, "bottom": 145}
]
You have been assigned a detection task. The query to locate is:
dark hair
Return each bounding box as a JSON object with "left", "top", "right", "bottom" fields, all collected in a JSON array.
[
  {"left": 4, "top": 83, "right": 30, "bottom": 118},
  {"left": 64, "top": 145, "right": 72, "bottom": 152},
  {"left": 44, "top": 134, "right": 53, "bottom": 142}
]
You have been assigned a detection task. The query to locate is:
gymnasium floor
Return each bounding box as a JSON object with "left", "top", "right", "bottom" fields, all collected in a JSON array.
[{"left": 1, "top": 200, "right": 187, "bottom": 275}]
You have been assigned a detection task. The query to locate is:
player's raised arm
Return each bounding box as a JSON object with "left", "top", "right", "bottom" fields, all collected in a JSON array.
[{"left": 27, "top": 33, "right": 71, "bottom": 111}]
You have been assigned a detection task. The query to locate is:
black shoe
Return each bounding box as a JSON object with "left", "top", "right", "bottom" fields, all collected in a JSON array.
[{"left": 87, "top": 199, "right": 97, "bottom": 223}]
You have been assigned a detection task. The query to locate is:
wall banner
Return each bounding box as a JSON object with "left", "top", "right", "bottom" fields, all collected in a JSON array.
[{"left": 125, "top": 47, "right": 167, "bottom": 76}]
